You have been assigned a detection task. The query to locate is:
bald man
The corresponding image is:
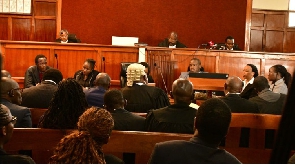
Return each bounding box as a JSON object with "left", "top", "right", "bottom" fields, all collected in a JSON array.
[
  {"left": 84, "top": 73, "right": 111, "bottom": 108},
  {"left": 145, "top": 78, "right": 196, "bottom": 134},
  {"left": 158, "top": 31, "right": 187, "bottom": 48},
  {"left": 0, "top": 77, "right": 32, "bottom": 128},
  {"left": 218, "top": 76, "right": 259, "bottom": 113}
]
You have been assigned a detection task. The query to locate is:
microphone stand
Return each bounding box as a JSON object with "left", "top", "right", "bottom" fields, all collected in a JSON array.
[
  {"left": 154, "top": 63, "right": 169, "bottom": 95},
  {"left": 54, "top": 54, "right": 58, "bottom": 69}
]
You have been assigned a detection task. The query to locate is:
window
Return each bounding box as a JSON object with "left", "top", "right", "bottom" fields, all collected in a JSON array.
[
  {"left": 289, "top": 0, "right": 295, "bottom": 27},
  {"left": 0, "top": 0, "right": 31, "bottom": 14}
]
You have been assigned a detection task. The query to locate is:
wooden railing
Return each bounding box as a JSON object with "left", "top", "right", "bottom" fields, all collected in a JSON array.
[
  {"left": 2, "top": 40, "right": 295, "bottom": 95},
  {"left": 4, "top": 113, "right": 284, "bottom": 164}
]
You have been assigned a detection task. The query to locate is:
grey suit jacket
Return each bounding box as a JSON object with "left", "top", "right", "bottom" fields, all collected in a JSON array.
[
  {"left": 21, "top": 81, "right": 58, "bottom": 108},
  {"left": 1, "top": 99, "right": 32, "bottom": 128},
  {"left": 24, "top": 65, "right": 51, "bottom": 88}
]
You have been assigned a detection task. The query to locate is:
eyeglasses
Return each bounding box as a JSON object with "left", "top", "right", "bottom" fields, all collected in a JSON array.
[{"left": 6, "top": 116, "right": 17, "bottom": 125}]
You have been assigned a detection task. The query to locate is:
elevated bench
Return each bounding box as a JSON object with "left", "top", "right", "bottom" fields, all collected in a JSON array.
[{"left": 4, "top": 113, "right": 283, "bottom": 164}]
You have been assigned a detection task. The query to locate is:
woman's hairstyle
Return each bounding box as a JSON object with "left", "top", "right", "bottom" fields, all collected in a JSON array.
[
  {"left": 38, "top": 78, "right": 88, "bottom": 129},
  {"left": 49, "top": 107, "right": 114, "bottom": 164},
  {"left": 271, "top": 64, "right": 292, "bottom": 87},
  {"left": 85, "top": 59, "right": 96, "bottom": 70},
  {"left": 247, "top": 64, "right": 259, "bottom": 78}
]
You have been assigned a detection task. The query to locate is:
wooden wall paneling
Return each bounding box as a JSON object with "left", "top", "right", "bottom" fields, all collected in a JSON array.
[
  {"left": 34, "top": 1, "right": 57, "bottom": 16},
  {"left": 0, "top": 17, "right": 8, "bottom": 40},
  {"left": 251, "top": 13, "right": 264, "bottom": 27},
  {"left": 101, "top": 50, "right": 138, "bottom": 80},
  {"left": 54, "top": 49, "right": 99, "bottom": 79},
  {"left": 250, "top": 30, "right": 264, "bottom": 51},
  {"left": 12, "top": 18, "right": 31, "bottom": 41},
  {"left": 265, "top": 13, "right": 286, "bottom": 29},
  {"left": 285, "top": 30, "right": 295, "bottom": 53},
  {"left": 35, "top": 19, "right": 56, "bottom": 42},
  {"left": 265, "top": 31, "right": 284, "bottom": 52},
  {"left": 263, "top": 55, "right": 295, "bottom": 79},
  {"left": 3, "top": 48, "right": 50, "bottom": 77},
  {"left": 244, "top": 0, "right": 252, "bottom": 51}
]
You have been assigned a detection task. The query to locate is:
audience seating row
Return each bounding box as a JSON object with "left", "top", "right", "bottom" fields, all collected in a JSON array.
[{"left": 4, "top": 113, "right": 284, "bottom": 164}]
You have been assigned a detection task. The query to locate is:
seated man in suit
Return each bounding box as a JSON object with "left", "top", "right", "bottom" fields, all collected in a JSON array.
[
  {"left": 104, "top": 89, "right": 145, "bottom": 131},
  {"left": 217, "top": 36, "right": 241, "bottom": 50},
  {"left": 84, "top": 72, "right": 111, "bottom": 108},
  {"left": 158, "top": 31, "right": 186, "bottom": 48},
  {"left": 145, "top": 78, "right": 197, "bottom": 134},
  {"left": 24, "top": 54, "right": 52, "bottom": 88},
  {"left": 1, "top": 77, "right": 32, "bottom": 128},
  {"left": 179, "top": 58, "right": 204, "bottom": 79},
  {"left": 148, "top": 98, "right": 241, "bottom": 164},
  {"left": 219, "top": 76, "right": 259, "bottom": 113},
  {"left": 55, "top": 29, "right": 80, "bottom": 43},
  {"left": 21, "top": 68, "right": 63, "bottom": 108},
  {"left": 0, "top": 104, "right": 35, "bottom": 163},
  {"left": 240, "top": 64, "right": 259, "bottom": 99},
  {"left": 121, "top": 63, "right": 170, "bottom": 113},
  {"left": 249, "top": 76, "right": 287, "bottom": 115}
]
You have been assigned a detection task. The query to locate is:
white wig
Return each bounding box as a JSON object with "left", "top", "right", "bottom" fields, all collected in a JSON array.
[{"left": 126, "top": 63, "right": 146, "bottom": 86}]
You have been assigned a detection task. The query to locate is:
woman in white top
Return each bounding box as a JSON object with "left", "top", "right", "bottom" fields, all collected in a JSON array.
[{"left": 268, "top": 64, "right": 291, "bottom": 95}]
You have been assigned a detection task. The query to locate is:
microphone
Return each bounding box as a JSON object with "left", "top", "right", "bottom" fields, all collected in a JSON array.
[
  {"left": 102, "top": 57, "right": 105, "bottom": 72},
  {"left": 54, "top": 54, "right": 58, "bottom": 69},
  {"left": 154, "top": 63, "right": 169, "bottom": 95}
]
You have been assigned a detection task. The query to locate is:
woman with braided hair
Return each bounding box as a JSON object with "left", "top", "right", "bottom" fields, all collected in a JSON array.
[
  {"left": 49, "top": 107, "right": 123, "bottom": 164},
  {"left": 268, "top": 64, "right": 292, "bottom": 95},
  {"left": 38, "top": 78, "right": 89, "bottom": 129}
]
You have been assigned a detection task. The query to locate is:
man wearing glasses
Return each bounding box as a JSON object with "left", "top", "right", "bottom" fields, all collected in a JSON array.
[
  {"left": 1, "top": 77, "right": 32, "bottom": 128},
  {"left": 0, "top": 104, "right": 35, "bottom": 163}
]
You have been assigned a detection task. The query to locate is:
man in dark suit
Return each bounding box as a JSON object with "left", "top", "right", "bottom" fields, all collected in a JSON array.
[
  {"left": 217, "top": 36, "right": 241, "bottom": 50},
  {"left": 55, "top": 29, "right": 80, "bottom": 43},
  {"left": 24, "top": 54, "right": 52, "bottom": 88},
  {"left": 219, "top": 76, "right": 259, "bottom": 113},
  {"left": 104, "top": 89, "right": 145, "bottom": 131},
  {"left": 158, "top": 31, "right": 186, "bottom": 48},
  {"left": 0, "top": 104, "right": 35, "bottom": 163},
  {"left": 148, "top": 98, "right": 241, "bottom": 164},
  {"left": 21, "top": 68, "right": 63, "bottom": 108},
  {"left": 145, "top": 78, "right": 196, "bottom": 134},
  {"left": 1, "top": 77, "right": 32, "bottom": 128},
  {"left": 240, "top": 64, "right": 259, "bottom": 99},
  {"left": 84, "top": 72, "right": 111, "bottom": 108}
]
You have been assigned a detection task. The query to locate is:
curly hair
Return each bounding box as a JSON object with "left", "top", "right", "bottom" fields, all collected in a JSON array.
[
  {"left": 49, "top": 107, "right": 114, "bottom": 164},
  {"left": 38, "top": 78, "right": 88, "bottom": 129},
  {"left": 126, "top": 63, "right": 146, "bottom": 86}
]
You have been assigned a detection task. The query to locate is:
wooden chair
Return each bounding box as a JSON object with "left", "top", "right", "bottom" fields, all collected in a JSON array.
[
  {"left": 29, "top": 108, "right": 47, "bottom": 128},
  {"left": 222, "top": 113, "right": 282, "bottom": 164}
]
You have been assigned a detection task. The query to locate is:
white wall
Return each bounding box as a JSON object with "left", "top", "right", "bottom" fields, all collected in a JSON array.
[{"left": 253, "top": 0, "right": 289, "bottom": 10}]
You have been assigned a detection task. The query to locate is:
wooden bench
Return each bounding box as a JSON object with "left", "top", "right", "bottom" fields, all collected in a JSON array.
[
  {"left": 4, "top": 113, "right": 283, "bottom": 164},
  {"left": 29, "top": 108, "right": 147, "bottom": 128}
]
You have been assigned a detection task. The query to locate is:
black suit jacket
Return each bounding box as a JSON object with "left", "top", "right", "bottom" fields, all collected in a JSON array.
[
  {"left": 21, "top": 81, "right": 58, "bottom": 108},
  {"left": 24, "top": 65, "right": 52, "bottom": 88},
  {"left": 240, "top": 84, "right": 258, "bottom": 100},
  {"left": 158, "top": 38, "right": 186, "bottom": 48},
  {"left": 219, "top": 94, "right": 259, "bottom": 113}
]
